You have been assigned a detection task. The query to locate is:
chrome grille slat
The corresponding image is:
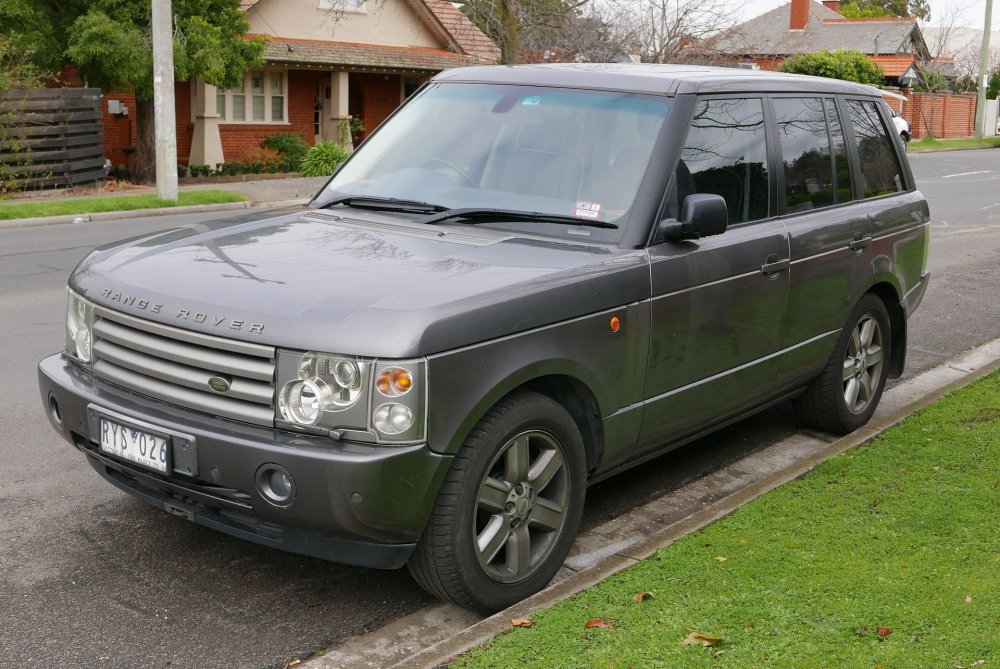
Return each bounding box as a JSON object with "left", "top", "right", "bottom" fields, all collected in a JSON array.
[
  {"left": 92, "top": 309, "right": 276, "bottom": 426},
  {"left": 93, "top": 339, "right": 273, "bottom": 405},
  {"left": 94, "top": 305, "right": 273, "bottom": 358},
  {"left": 93, "top": 319, "right": 274, "bottom": 382}
]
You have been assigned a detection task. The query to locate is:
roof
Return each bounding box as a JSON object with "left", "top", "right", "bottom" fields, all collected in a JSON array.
[
  {"left": 432, "top": 63, "right": 884, "bottom": 97},
  {"left": 242, "top": 0, "right": 498, "bottom": 64},
  {"left": 871, "top": 54, "right": 915, "bottom": 77},
  {"left": 712, "top": 0, "right": 921, "bottom": 57},
  {"left": 260, "top": 37, "right": 488, "bottom": 71}
]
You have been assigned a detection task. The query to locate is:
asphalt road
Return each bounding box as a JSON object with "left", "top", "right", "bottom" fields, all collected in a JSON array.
[{"left": 1, "top": 150, "right": 998, "bottom": 669}]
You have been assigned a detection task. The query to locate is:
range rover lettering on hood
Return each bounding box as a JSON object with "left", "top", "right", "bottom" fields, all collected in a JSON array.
[{"left": 100, "top": 288, "right": 265, "bottom": 334}]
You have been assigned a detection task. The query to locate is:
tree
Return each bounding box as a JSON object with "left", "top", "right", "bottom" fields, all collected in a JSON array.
[
  {"left": 836, "top": 0, "right": 929, "bottom": 20},
  {"left": 780, "top": 49, "right": 885, "bottom": 86},
  {"left": 1, "top": 0, "right": 267, "bottom": 183},
  {"left": 0, "top": 34, "right": 45, "bottom": 197},
  {"left": 989, "top": 68, "right": 1000, "bottom": 100},
  {"left": 613, "top": 0, "right": 739, "bottom": 64},
  {"left": 457, "top": 0, "right": 587, "bottom": 64}
]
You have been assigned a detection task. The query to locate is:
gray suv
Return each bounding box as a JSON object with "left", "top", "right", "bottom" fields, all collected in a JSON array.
[{"left": 38, "top": 64, "right": 930, "bottom": 612}]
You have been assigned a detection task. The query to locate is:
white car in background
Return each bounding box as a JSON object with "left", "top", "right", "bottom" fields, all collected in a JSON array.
[{"left": 891, "top": 109, "right": 911, "bottom": 146}]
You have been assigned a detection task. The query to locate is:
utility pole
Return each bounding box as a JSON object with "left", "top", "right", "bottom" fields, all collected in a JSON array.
[
  {"left": 152, "top": 0, "right": 178, "bottom": 200},
  {"left": 974, "top": 0, "right": 994, "bottom": 140}
]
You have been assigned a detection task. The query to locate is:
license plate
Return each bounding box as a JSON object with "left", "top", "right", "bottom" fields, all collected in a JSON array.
[{"left": 99, "top": 419, "right": 170, "bottom": 473}]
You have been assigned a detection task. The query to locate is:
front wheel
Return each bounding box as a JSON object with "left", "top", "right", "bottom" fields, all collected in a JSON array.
[
  {"left": 407, "top": 391, "right": 586, "bottom": 612},
  {"left": 796, "top": 294, "right": 891, "bottom": 435}
]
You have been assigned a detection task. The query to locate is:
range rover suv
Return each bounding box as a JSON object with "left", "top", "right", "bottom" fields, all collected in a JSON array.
[{"left": 39, "top": 64, "right": 930, "bottom": 612}]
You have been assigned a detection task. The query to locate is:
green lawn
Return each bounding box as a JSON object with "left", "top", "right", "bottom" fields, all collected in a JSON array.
[
  {"left": 908, "top": 135, "right": 1000, "bottom": 152},
  {"left": 0, "top": 189, "right": 245, "bottom": 220},
  {"left": 454, "top": 372, "right": 1000, "bottom": 669}
]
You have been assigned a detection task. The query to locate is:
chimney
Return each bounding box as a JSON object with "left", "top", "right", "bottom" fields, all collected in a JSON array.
[
  {"left": 790, "top": 0, "right": 809, "bottom": 29},
  {"left": 822, "top": 0, "right": 842, "bottom": 12}
]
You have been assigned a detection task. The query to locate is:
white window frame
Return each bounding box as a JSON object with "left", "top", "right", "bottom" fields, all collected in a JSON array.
[{"left": 216, "top": 69, "right": 289, "bottom": 125}]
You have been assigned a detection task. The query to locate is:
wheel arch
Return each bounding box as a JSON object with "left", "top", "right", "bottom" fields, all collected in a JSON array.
[{"left": 866, "top": 280, "right": 906, "bottom": 379}]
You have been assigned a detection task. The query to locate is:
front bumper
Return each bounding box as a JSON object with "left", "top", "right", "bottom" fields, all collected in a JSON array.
[{"left": 38, "top": 354, "right": 451, "bottom": 569}]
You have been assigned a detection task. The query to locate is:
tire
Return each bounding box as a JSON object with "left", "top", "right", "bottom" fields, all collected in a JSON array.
[
  {"left": 795, "top": 293, "right": 891, "bottom": 435},
  {"left": 407, "top": 390, "right": 586, "bottom": 612}
]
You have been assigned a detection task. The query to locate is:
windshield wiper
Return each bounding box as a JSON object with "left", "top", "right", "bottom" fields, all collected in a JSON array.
[
  {"left": 419, "top": 208, "right": 618, "bottom": 229},
  {"left": 321, "top": 196, "right": 450, "bottom": 214}
]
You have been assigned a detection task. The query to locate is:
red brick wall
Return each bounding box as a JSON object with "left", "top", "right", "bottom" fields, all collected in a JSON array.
[
  {"left": 350, "top": 73, "right": 402, "bottom": 137},
  {"left": 901, "top": 92, "right": 976, "bottom": 139},
  {"left": 102, "top": 92, "right": 138, "bottom": 171}
]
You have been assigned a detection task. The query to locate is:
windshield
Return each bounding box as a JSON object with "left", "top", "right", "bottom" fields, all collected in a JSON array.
[{"left": 319, "top": 82, "right": 670, "bottom": 240}]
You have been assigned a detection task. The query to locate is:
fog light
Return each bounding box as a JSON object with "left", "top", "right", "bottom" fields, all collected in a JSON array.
[
  {"left": 256, "top": 464, "right": 295, "bottom": 506},
  {"left": 373, "top": 403, "right": 414, "bottom": 435}
]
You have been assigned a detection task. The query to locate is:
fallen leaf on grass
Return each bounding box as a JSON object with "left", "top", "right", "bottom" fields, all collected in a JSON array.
[
  {"left": 972, "top": 660, "right": 986, "bottom": 666},
  {"left": 585, "top": 619, "right": 613, "bottom": 629},
  {"left": 876, "top": 627, "right": 892, "bottom": 637},
  {"left": 713, "top": 650, "right": 725, "bottom": 657},
  {"left": 714, "top": 556, "right": 728, "bottom": 563},
  {"left": 511, "top": 618, "right": 532, "bottom": 628},
  {"left": 682, "top": 630, "right": 724, "bottom": 646},
  {"left": 856, "top": 627, "right": 869, "bottom": 634},
  {"left": 633, "top": 591, "right": 654, "bottom": 602},
  {"left": 745, "top": 621, "right": 755, "bottom": 628},
  {"left": 965, "top": 595, "right": 973, "bottom": 604}
]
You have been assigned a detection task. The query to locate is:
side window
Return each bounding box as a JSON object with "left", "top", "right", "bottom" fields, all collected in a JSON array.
[
  {"left": 773, "top": 97, "right": 835, "bottom": 212},
  {"left": 679, "top": 98, "right": 769, "bottom": 224},
  {"left": 826, "top": 99, "right": 854, "bottom": 203},
  {"left": 846, "top": 100, "right": 905, "bottom": 198}
]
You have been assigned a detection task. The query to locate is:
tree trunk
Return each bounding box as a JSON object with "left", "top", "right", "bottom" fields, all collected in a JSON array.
[
  {"left": 133, "top": 97, "right": 156, "bottom": 184},
  {"left": 500, "top": 0, "right": 520, "bottom": 64}
]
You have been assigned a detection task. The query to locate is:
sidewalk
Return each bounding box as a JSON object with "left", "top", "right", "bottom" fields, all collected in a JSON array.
[{"left": 0, "top": 175, "right": 329, "bottom": 228}]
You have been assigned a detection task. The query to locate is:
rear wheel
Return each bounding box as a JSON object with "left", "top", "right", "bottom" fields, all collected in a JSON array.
[
  {"left": 796, "top": 294, "right": 891, "bottom": 434},
  {"left": 407, "top": 391, "right": 586, "bottom": 612}
]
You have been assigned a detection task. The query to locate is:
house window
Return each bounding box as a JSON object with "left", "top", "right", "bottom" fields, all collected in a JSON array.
[
  {"left": 216, "top": 70, "right": 288, "bottom": 124},
  {"left": 318, "top": 0, "right": 366, "bottom": 11}
]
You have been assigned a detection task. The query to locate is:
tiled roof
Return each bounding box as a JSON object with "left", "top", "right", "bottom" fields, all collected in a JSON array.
[
  {"left": 260, "top": 36, "right": 487, "bottom": 71},
  {"left": 713, "top": 0, "right": 921, "bottom": 57},
  {"left": 871, "top": 54, "right": 915, "bottom": 76}
]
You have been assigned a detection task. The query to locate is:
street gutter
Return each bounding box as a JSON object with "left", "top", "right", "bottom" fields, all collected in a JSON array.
[{"left": 302, "top": 335, "right": 1000, "bottom": 669}]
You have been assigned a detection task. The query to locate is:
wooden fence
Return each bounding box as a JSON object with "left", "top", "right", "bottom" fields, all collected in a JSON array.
[{"left": 0, "top": 88, "right": 105, "bottom": 189}]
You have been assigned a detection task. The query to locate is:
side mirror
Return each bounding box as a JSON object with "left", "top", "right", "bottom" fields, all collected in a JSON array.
[{"left": 656, "top": 194, "right": 728, "bottom": 242}]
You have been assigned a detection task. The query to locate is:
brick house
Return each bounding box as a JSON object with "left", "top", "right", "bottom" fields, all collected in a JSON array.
[
  {"left": 711, "top": 0, "right": 931, "bottom": 85},
  {"left": 102, "top": 0, "right": 498, "bottom": 170}
]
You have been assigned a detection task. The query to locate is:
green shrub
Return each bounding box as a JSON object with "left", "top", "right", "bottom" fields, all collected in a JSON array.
[
  {"left": 188, "top": 164, "right": 211, "bottom": 177},
  {"left": 177, "top": 164, "right": 189, "bottom": 178},
  {"left": 779, "top": 49, "right": 884, "bottom": 86},
  {"left": 299, "top": 141, "right": 349, "bottom": 177},
  {"left": 261, "top": 133, "right": 309, "bottom": 164}
]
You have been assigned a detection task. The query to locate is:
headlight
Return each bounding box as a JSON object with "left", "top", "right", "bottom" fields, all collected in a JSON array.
[
  {"left": 277, "top": 352, "right": 368, "bottom": 428},
  {"left": 274, "top": 351, "right": 426, "bottom": 443},
  {"left": 65, "top": 289, "right": 94, "bottom": 364}
]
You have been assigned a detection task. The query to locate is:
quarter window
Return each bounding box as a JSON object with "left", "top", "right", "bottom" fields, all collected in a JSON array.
[
  {"left": 846, "top": 100, "right": 904, "bottom": 197},
  {"left": 826, "top": 99, "right": 854, "bottom": 203},
  {"left": 679, "top": 98, "right": 769, "bottom": 224},
  {"left": 773, "top": 97, "right": 835, "bottom": 212}
]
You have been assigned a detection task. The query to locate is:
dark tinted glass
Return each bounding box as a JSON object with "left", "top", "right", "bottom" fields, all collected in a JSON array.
[
  {"left": 679, "top": 98, "right": 769, "bottom": 224},
  {"left": 846, "top": 100, "right": 904, "bottom": 198},
  {"left": 826, "top": 98, "right": 854, "bottom": 203},
  {"left": 773, "top": 97, "right": 834, "bottom": 212}
]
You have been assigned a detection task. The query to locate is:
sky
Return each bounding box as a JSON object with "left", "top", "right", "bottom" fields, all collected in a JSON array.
[{"left": 734, "top": 0, "right": 1000, "bottom": 29}]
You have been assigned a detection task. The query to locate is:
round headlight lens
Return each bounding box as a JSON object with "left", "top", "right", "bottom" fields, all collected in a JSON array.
[
  {"left": 373, "top": 403, "right": 414, "bottom": 435},
  {"left": 282, "top": 379, "right": 322, "bottom": 425},
  {"left": 333, "top": 359, "right": 359, "bottom": 389}
]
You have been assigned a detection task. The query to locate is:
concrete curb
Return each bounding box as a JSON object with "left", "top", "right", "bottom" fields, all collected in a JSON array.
[
  {"left": 0, "top": 198, "right": 310, "bottom": 230},
  {"left": 308, "top": 336, "right": 1000, "bottom": 669}
]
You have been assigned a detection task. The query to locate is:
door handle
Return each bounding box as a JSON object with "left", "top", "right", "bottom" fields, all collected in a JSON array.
[
  {"left": 849, "top": 235, "right": 872, "bottom": 251},
  {"left": 761, "top": 255, "right": 790, "bottom": 275}
]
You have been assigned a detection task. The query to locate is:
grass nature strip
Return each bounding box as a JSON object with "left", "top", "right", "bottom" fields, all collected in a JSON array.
[
  {"left": 0, "top": 190, "right": 245, "bottom": 220},
  {"left": 908, "top": 136, "right": 1000, "bottom": 152},
  {"left": 454, "top": 372, "right": 1000, "bottom": 669}
]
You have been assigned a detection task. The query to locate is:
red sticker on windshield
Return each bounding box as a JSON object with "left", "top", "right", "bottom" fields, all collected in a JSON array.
[{"left": 574, "top": 201, "right": 602, "bottom": 219}]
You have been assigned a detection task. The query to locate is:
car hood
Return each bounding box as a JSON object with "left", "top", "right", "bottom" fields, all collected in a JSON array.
[{"left": 71, "top": 207, "right": 650, "bottom": 357}]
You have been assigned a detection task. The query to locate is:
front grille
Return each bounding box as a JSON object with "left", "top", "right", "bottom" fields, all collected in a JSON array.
[{"left": 92, "top": 306, "right": 276, "bottom": 426}]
